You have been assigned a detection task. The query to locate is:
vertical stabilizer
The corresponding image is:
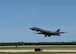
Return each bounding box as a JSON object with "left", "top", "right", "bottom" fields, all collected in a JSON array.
[{"left": 56, "top": 28, "right": 60, "bottom": 32}]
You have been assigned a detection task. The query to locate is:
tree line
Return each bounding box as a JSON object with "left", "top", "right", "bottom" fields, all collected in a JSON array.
[{"left": 0, "top": 42, "right": 76, "bottom": 46}]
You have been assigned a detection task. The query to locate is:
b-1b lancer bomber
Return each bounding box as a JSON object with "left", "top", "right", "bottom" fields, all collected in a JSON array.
[{"left": 30, "top": 27, "right": 66, "bottom": 37}]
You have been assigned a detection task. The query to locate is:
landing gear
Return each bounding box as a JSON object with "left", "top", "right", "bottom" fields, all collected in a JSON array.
[
  {"left": 48, "top": 36, "right": 51, "bottom": 37},
  {"left": 44, "top": 35, "right": 47, "bottom": 37},
  {"left": 58, "top": 34, "right": 60, "bottom": 36}
]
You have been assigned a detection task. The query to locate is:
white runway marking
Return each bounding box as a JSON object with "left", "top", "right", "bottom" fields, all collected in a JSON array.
[
  {"left": 0, "top": 50, "right": 34, "bottom": 52},
  {"left": 43, "top": 50, "right": 76, "bottom": 52},
  {"left": 0, "top": 50, "right": 76, "bottom": 52}
]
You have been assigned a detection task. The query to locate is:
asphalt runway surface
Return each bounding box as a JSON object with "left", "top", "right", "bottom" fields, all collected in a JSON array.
[{"left": 0, "top": 50, "right": 76, "bottom": 52}]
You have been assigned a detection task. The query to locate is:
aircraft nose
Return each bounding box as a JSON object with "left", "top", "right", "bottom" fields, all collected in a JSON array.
[
  {"left": 30, "top": 28, "right": 35, "bottom": 30},
  {"left": 29, "top": 28, "right": 32, "bottom": 30}
]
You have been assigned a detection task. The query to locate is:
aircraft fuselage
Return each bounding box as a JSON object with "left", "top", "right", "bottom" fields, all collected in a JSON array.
[{"left": 30, "top": 27, "right": 66, "bottom": 37}]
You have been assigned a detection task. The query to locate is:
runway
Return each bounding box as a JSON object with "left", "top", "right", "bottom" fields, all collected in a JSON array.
[
  {"left": 43, "top": 50, "right": 76, "bottom": 52},
  {"left": 0, "top": 50, "right": 34, "bottom": 52},
  {"left": 0, "top": 50, "right": 76, "bottom": 52}
]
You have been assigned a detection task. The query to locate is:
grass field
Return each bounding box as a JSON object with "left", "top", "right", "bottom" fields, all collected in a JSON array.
[
  {"left": 0, "top": 52, "right": 76, "bottom": 54},
  {"left": 0, "top": 45, "right": 76, "bottom": 50}
]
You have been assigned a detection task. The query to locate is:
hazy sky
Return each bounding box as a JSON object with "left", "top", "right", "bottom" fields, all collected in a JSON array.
[{"left": 0, "top": 0, "right": 76, "bottom": 42}]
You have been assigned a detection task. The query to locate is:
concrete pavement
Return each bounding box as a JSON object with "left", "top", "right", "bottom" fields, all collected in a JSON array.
[{"left": 0, "top": 50, "right": 76, "bottom": 52}]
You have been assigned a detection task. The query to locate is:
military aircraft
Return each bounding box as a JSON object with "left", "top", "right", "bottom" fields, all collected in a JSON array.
[{"left": 30, "top": 27, "right": 66, "bottom": 37}]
